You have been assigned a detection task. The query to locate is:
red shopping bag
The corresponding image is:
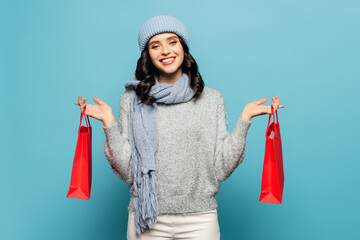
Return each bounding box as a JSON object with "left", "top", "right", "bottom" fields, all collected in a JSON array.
[
  {"left": 67, "top": 106, "right": 92, "bottom": 200},
  {"left": 259, "top": 105, "right": 284, "bottom": 204}
]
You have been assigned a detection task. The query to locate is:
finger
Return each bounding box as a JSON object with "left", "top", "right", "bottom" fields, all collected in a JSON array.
[
  {"left": 80, "top": 98, "right": 86, "bottom": 108},
  {"left": 254, "top": 98, "right": 267, "bottom": 105},
  {"left": 93, "top": 97, "right": 103, "bottom": 105},
  {"left": 272, "top": 96, "right": 277, "bottom": 104},
  {"left": 78, "top": 95, "right": 84, "bottom": 107},
  {"left": 272, "top": 103, "right": 285, "bottom": 111},
  {"left": 81, "top": 98, "right": 86, "bottom": 107},
  {"left": 272, "top": 95, "right": 279, "bottom": 104}
]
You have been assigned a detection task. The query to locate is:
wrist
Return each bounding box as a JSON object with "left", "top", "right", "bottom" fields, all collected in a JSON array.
[
  {"left": 103, "top": 115, "right": 116, "bottom": 127},
  {"left": 240, "top": 111, "right": 252, "bottom": 122}
]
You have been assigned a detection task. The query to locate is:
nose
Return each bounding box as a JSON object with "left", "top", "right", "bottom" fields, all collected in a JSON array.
[{"left": 161, "top": 44, "right": 171, "bottom": 55}]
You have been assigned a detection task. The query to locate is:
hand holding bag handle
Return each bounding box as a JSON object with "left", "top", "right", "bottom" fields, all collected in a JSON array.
[
  {"left": 78, "top": 105, "right": 91, "bottom": 134},
  {"left": 265, "top": 105, "right": 278, "bottom": 138}
]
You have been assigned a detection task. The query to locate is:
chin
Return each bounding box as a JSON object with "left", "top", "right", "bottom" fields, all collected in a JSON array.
[
  {"left": 158, "top": 67, "right": 181, "bottom": 75},
  {"left": 163, "top": 69, "right": 179, "bottom": 75}
]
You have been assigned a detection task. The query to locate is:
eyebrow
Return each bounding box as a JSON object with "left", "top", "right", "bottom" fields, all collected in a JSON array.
[{"left": 149, "top": 36, "right": 179, "bottom": 46}]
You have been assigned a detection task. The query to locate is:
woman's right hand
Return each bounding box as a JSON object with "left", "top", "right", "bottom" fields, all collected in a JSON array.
[{"left": 74, "top": 94, "right": 116, "bottom": 127}]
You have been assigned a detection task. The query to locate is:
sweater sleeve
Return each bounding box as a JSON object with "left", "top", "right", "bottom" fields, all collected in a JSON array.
[
  {"left": 102, "top": 90, "right": 132, "bottom": 184},
  {"left": 214, "top": 92, "right": 251, "bottom": 182}
]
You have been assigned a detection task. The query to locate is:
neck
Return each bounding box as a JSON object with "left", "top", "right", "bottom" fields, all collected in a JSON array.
[{"left": 158, "top": 68, "right": 183, "bottom": 84}]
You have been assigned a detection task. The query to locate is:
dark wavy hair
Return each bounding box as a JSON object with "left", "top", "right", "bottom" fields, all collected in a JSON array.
[{"left": 134, "top": 35, "right": 205, "bottom": 105}]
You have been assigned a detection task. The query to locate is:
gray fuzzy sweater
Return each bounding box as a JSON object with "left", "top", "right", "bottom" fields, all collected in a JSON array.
[{"left": 102, "top": 86, "right": 251, "bottom": 215}]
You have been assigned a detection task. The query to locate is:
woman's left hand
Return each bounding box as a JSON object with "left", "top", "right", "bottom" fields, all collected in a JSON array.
[{"left": 240, "top": 95, "right": 285, "bottom": 122}]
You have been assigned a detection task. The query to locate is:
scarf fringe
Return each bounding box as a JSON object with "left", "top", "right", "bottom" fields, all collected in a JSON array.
[{"left": 133, "top": 171, "right": 158, "bottom": 235}]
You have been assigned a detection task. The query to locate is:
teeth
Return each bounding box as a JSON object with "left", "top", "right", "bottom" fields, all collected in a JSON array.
[{"left": 161, "top": 57, "right": 175, "bottom": 62}]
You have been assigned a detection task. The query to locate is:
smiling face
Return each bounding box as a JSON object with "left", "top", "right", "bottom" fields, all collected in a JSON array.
[{"left": 148, "top": 32, "right": 184, "bottom": 82}]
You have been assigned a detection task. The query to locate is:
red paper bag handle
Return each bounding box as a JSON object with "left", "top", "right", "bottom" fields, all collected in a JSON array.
[
  {"left": 265, "top": 105, "right": 278, "bottom": 138},
  {"left": 78, "top": 105, "right": 91, "bottom": 135}
]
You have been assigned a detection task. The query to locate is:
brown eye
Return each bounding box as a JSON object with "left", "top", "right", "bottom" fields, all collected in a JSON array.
[{"left": 170, "top": 41, "right": 177, "bottom": 44}]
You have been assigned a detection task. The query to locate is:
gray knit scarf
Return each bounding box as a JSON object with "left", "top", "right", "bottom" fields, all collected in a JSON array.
[{"left": 124, "top": 72, "right": 196, "bottom": 235}]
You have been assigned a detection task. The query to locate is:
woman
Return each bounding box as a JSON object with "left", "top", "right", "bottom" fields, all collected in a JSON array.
[{"left": 75, "top": 14, "right": 285, "bottom": 240}]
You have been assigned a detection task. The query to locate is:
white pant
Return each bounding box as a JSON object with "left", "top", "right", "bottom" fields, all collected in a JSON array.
[{"left": 127, "top": 209, "right": 221, "bottom": 240}]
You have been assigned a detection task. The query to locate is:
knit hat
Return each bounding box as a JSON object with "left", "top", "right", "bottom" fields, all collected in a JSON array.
[{"left": 138, "top": 14, "right": 190, "bottom": 52}]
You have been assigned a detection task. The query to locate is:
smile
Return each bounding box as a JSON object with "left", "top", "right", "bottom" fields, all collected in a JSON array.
[{"left": 160, "top": 57, "right": 176, "bottom": 65}]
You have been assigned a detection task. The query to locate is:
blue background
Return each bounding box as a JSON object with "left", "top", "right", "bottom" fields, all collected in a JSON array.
[{"left": 1, "top": 0, "right": 359, "bottom": 239}]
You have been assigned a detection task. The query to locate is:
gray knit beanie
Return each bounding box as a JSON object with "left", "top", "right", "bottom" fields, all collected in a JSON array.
[{"left": 138, "top": 14, "right": 190, "bottom": 52}]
